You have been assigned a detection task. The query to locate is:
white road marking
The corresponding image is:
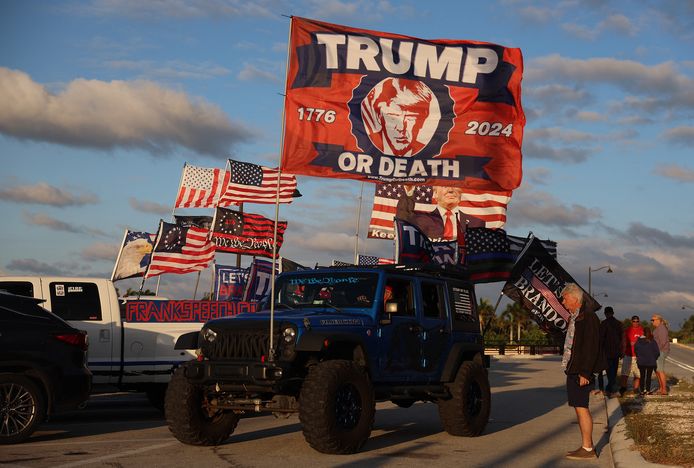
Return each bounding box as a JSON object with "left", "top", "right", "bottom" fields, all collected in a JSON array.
[
  {"left": 52, "top": 441, "right": 178, "bottom": 467},
  {"left": 667, "top": 356, "right": 694, "bottom": 373},
  {"left": 16, "top": 437, "right": 174, "bottom": 447}
]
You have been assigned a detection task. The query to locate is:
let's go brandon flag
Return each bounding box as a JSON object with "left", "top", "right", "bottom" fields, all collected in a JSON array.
[{"left": 281, "top": 16, "right": 524, "bottom": 191}]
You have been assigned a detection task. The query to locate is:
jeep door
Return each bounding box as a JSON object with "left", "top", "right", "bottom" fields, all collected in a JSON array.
[
  {"left": 376, "top": 277, "right": 421, "bottom": 382},
  {"left": 416, "top": 279, "right": 450, "bottom": 378}
]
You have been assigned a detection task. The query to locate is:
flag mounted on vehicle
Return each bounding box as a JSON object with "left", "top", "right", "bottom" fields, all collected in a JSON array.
[
  {"left": 281, "top": 16, "right": 524, "bottom": 190},
  {"left": 145, "top": 221, "right": 215, "bottom": 278},
  {"left": 464, "top": 227, "right": 515, "bottom": 284},
  {"left": 111, "top": 230, "right": 156, "bottom": 281},
  {"left": 368, "top": 183, "right": 511, "bottom": 240},
  {"left": 218, "top": 159, "right": 300, "bottom": 205},
  {"left": 394, "top": 218, "right": 458, "bottom": 265},
  {"left": 502, "top": 236, "right": 600, "bottom": 341},
  {"left": 175, "top": 163, "right": 230, "bottom": 209},
  {"left": 211, "top": 207, "right": 287, "bottom": 258}
]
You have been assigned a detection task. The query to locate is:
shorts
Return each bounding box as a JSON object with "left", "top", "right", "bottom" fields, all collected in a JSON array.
[
  {"left": 620, "top": 356, "right": 641, "bottom": 378},
  {"left": 656, "top": 352, "right": 668, "bottom": 372},
  {"left": 566, "top": 374, "right": 593, "bottom": 408}
]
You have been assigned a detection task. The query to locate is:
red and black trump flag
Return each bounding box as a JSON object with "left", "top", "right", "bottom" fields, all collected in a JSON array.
[
  {"left": 211, "top": 207, "right": 287, "bottom": 258},
  {"left": 281, "top": 17, "right": 524, "bottom": 191},
  {"left": 502, "top": 236, "right": 600, "bottom": 342}
]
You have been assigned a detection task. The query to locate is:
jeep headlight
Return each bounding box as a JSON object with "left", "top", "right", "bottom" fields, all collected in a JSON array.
[
  {"left": 282, "top": 326, "right": 297, "bottom": 343},
  {"left": 201, "top": 327, "right": 217, "bottom": 343}
]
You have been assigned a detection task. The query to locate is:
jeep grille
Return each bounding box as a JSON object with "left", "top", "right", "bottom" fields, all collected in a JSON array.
[{"left": 204, "top": 329, "right": 280, "bottom": 360}]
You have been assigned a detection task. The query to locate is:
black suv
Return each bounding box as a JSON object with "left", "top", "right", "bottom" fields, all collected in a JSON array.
[
  {"left": 0, "top": 291, "right": 92, "bottom": 444},
  {"left": 166, "top": 265, "right": 490, "bottom": 454}
]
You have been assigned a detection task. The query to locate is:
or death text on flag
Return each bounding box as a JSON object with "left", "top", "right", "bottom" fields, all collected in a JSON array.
[
  {"left": 218, "top": 159, "right": 299, "bottom": 205},
  {"left": 146, "top": 222, "right": 215, "bottom": 278},
  {"left": 369, "top": 183, "right": 511, "bottom": 240},
  {"left": 464, "top": 227, "right": 515, "bottom": 284},
  {"left": 282, "top": 17, "right": 524, "bottom": 189},
  {"left": 111, "top": 230, "right": 155, "bottom": 281},
  {"left": 175, "top": 164, "right": 230, "bottom": 208},
  {"left": 502, "top": 237, "right": 600, "bottom": 341},
  {"left": 212, "top": 207, "right": 287, "bottom": 258}
]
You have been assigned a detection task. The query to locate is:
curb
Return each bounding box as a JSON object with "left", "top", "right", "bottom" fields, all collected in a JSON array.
[{"left": 604, "top": 396, "right": 675, "bottom": 467}]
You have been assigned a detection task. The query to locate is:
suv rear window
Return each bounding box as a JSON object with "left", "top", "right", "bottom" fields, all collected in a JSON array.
[
  {"left": 49, "top": 282, "right": 102, "bottom": 321},
  {"left": 0, "top": 281, "right": 34, "bottom": 297}
]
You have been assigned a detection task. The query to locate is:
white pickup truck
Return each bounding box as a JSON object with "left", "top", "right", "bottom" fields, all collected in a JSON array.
[{"left": 0, "top": 276, "right": 255, "bottom": 408}]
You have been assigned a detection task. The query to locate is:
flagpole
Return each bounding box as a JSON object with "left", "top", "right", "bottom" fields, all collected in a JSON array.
[
  {"left": 265, "top": 15, "right": 295, "bottom": 364},
  {"left": 110, "top": 228, "right": 129, "bottom": 282},
  {"left": 353, "top": 182, "right": 364, "bottom": 264},
  {"left": 156, "top": 162, "right": 187, "bottom": 296},
  {"left": 141, "top": 219, "right": 164, "bottom": 298}
]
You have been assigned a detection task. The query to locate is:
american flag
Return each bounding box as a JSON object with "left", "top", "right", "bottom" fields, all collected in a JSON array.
[
  {"left": 368, "top": 183, "right": 511, "bottom": 239},
  {"left": 331, "top": 260, "right": 354, "bottom": 267},
  {"left": 507, "top": 234, "right": 558, "bottom": 259},
  {"left": 145, "top": 222, "right": 215, "bottom": 278},
  {"left": 465, "top": 227, "right": 515, "bottom": 284},
  {"left": 219, "top": 159, "right": 299, "bottom": 205},
  {"left": 357, "top": 254, "right": 395, "bottom": 265},
  {"left": 211, "top": 207, "right": 287, "bottom": 258},
  {"left": 175, "top": 164, "right": 230, "bottom": 208}
]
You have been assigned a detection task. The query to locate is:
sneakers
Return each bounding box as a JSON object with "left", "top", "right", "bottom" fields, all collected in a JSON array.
[{"left": 565, "top": 447, "right": 598, "bottom": 460}]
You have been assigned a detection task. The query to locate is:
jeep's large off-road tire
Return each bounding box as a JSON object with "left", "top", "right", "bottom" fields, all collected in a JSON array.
[
  {"left": 0, "top": 374, "right": 46, "bottom": 444},
  {"left": 437, "top": 361, "right": 491, "bottom": 436},
  {"left": 299, "top": 360, "right": 375, "bottom": 454},
  {"left": 165, "top": 368, "right": 239, "bottom": 445}
]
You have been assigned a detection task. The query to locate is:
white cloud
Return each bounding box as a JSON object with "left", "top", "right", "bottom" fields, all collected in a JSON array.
[
  {"left": 654, "top": 164, "right": 694, "bottom": 183},
  {"left": 237, "top": 63, "right": 282, "bottom": 83},
  {"left": 128, "top": 197, "right": 170, "bottom": 215},
  {"left": 81, "top": 242, "right": 120, "bottom": 262},
  {"left": 0, "top": 67, "right": 255, "bottom": 158},
  {"left": 662, "top": 126, "right": 694, "bottom": 146},
  {"left": 0, "top": 182, "right": 98, "bottom": 207}
]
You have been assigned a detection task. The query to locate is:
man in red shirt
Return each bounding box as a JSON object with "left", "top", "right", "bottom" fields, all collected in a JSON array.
[{"left": 619, "top": 315, "right": 644, "bottom": 395}]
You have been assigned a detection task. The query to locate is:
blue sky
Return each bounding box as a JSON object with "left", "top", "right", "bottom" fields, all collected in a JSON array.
[{"left": 1, "top": 0, "right": 693, "bottom": 328}]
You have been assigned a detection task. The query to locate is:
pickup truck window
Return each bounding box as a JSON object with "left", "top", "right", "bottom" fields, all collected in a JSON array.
[
  {"left": 0, "top": 281, "right": 34, "bottom": 297},
  {"left": 49, "top": 282, "right": 102, "bottom": 321}
]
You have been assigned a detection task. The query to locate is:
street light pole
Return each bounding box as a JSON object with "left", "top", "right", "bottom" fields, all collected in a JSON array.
[{"left": 588, "top": 265, "right": 613, "bottom": 296}]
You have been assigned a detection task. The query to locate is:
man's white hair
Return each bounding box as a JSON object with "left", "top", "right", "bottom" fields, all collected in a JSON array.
[{"left": 562, "top": 282, "right": 583, "bottom": 305}]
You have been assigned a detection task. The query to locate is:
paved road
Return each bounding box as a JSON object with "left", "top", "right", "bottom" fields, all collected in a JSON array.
[
  {"left": 666, "top": 342, "right": 694, "bottom": 381},
  {"left": 1, "top": 356, "right": 612, "bottom": 468}
]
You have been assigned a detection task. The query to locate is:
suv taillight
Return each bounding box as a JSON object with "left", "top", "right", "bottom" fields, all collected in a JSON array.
[{"left": 53, "top": 331, "right": 89, "bottom": 351}]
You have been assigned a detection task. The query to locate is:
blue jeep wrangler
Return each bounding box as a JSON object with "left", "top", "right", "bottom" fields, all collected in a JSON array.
[{"left": 165, "top": 265, "right": 490, "bottom": 454}]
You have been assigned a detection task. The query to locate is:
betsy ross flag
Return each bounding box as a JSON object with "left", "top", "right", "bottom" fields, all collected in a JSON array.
[
  {"left": 211, "top": 207, "right": 287, "bottom": 258},
  {"left": 175, "top": 164, "right": 230, "bottom": 208},
  {"left": 464, "top": 227, "right": 515, "bottom": 284},
  {"left": 219, "top": 159, "right": 300, "bottom": 205},
  {"left": 368, "top": 184, "right": 511, "bottom": 240},
  {"left": 502, "top": 236, "right": 600, "bottom": 341},
  {"left": 145, "top": 221, "right": 215, "bottom": 278},
  {"left": 357, "top": 255, "right": 395, "bottom": 266}
]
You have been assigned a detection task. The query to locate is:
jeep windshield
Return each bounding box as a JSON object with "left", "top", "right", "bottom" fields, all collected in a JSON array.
[{"left": 274, "top": 272, "right": 378, "bottom": 311}]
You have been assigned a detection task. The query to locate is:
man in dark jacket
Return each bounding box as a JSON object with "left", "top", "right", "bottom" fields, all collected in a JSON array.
[
  {"left": 561, "top": 283, "right": 602, "bottom": 460},
  {"left": 600, "top": 306, "right": 623, "bottom": 396}
]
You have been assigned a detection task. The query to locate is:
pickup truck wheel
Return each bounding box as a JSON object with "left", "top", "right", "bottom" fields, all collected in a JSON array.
[
  {"left": 299, "top": 360, "right": 375, "bottom": 454},
  {"left": 165, "top": 368, "right": 239, "bottom": 446},
  {"left": 437, "top": 361, "right": 490, "bottom": 436},
  {"left": 0, "top": 374, "right": 46, "bottom": 444}
]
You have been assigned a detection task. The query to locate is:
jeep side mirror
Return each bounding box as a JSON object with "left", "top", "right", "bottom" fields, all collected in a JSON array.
[{"left": 379, "top": 301, "right": 399, "bottom": 326}]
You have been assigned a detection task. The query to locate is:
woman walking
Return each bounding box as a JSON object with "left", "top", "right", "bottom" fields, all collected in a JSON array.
[
  {"left": 651, "top": 314, "right": 670, "bottom": 395},
  {"left": 634, "top": 328, "right": 659, "bottom": 395}
]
